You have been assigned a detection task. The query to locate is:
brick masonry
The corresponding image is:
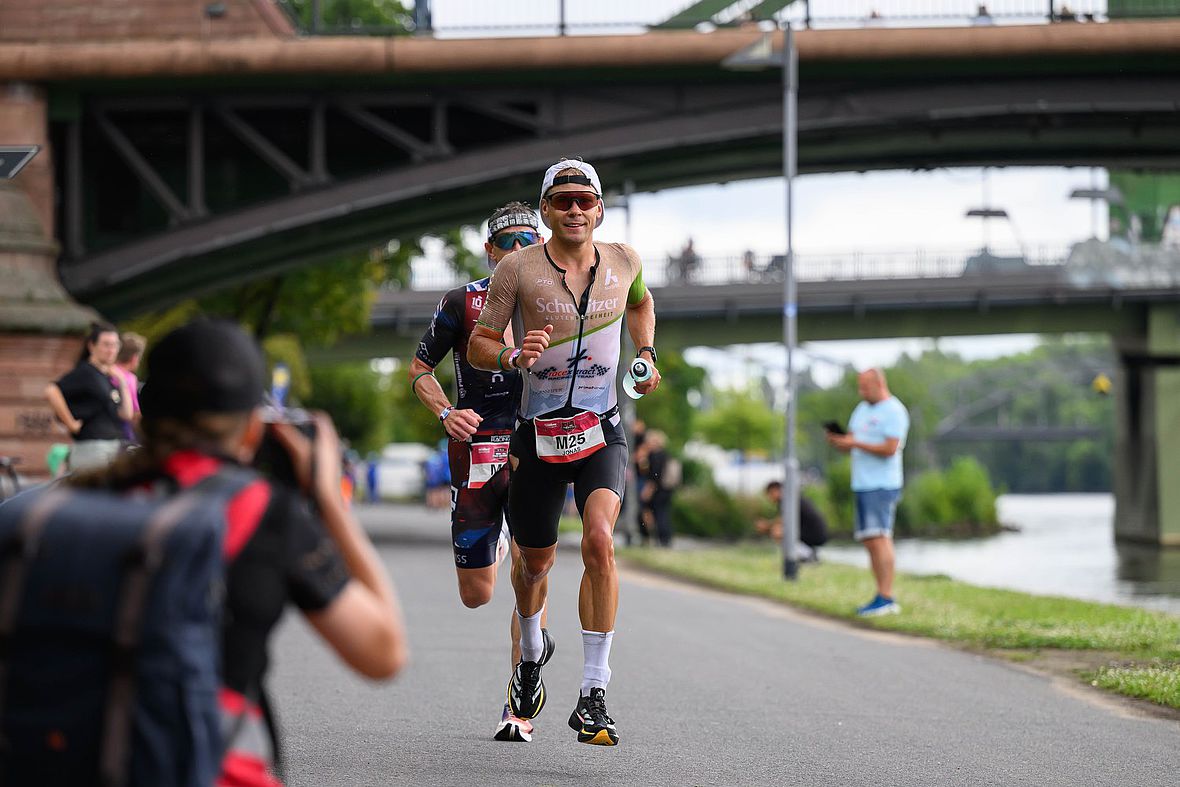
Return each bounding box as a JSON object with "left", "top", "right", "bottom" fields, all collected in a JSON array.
[
  {"left": 0, "top": 0, "right": 294, "bottom": 42},
  {"left": 0, "top": 334, "right": 81, "bottom": 479}
]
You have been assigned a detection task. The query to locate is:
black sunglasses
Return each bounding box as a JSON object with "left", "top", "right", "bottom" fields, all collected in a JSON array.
[{"left": 491, "top": 230, "right": 541, "bottom": 251}]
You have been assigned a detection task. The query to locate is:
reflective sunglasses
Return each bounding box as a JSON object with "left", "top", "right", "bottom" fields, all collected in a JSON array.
[
  {"left": 545, "top": 192, "right": 600, "bottom": 212},
  {"left": 491, "top": 230, "right": 541, "bottom": 250}
]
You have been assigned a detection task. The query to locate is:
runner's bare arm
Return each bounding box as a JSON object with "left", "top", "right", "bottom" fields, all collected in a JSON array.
[
  {"left": 408, "top": 357, "right": 482, "bottom": 440},
  {"left": 626, "top": 290, "right": 661, "bottom": 395},
  {"left": 469, "top": 258, "right": 520, "bottom": 371}
]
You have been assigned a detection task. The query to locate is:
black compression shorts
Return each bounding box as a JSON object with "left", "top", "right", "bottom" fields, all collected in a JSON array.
[
  {"left": 448, "top": 432, "right": 512, "bottom": 569},
  {"left": 507, "top": 415, "right": 628, "bottom": 549}
]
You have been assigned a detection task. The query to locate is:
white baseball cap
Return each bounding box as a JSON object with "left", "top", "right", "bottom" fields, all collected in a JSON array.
[{"left": 539, "top": 158, "right": 604, "bottom": 229}]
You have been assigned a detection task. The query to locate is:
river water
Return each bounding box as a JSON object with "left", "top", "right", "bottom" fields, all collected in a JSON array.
[{"left": 821, "top": 494, "right": 1180, "bottom": 615}]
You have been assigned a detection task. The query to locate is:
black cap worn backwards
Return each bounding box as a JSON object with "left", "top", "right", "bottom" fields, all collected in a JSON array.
[{"left": 139, "top": 318, "right": 266, "bottom": 419}]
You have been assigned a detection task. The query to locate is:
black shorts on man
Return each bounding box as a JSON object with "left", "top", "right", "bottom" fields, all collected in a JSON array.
[{"left": 507, "top": 413, "right": 627, "bottom": 549}]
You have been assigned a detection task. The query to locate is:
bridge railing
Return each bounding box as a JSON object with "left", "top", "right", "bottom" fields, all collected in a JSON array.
[
  {"left": 281, "top": 0, "right": 1180, "bottom": 38},
  {"left": 394, "top": 241, "right": 1180, "bottom": 292}
]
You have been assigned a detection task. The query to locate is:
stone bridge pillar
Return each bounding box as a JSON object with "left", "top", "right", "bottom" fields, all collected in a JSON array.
[
  {"left": 0, "top": 82, "right": 99, "bottom": 479},
  {"left": 1114, "top": 304, "right": 1180, "bottom": 547}
]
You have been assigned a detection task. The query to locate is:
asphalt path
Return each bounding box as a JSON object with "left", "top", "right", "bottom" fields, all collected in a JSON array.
[{"left": 269, "top": 504, "right": 1179, "bottom": 786}]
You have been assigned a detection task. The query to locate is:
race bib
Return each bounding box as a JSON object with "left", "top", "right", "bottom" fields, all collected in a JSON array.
[
  {"left": 468, "top": 431, "right": 511, "bottom": 489},
  {"left": 534, "top": 411, "right": 606, "bottom": 464}
]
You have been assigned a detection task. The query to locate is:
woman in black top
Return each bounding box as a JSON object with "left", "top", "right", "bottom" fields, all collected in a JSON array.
[{"left": 44, "top": 322, "right": 133, "bottom": 471}]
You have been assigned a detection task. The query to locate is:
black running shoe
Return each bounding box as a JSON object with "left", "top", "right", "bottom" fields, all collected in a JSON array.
[
  {"left": 507, "top": 628, "right": 554, "bottom": 720},
  {"left": 568, "top": 688, "right": 618, "bottom": 746}
]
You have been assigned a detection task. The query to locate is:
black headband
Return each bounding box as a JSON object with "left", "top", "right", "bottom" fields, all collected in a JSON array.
[{"left": 548, "top": 175, "right": 596, "bottom": 193}]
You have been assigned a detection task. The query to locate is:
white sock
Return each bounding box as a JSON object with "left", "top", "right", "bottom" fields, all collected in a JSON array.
[
  {"left": 581, "top": 630, "right": 614, "bottom": 695},
  {"left": 516, "top": 607, "right": 544, "bottom": 663}
]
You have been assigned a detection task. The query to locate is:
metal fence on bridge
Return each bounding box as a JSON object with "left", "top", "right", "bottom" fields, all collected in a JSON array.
[
  {"left": 392, "top": 241, "right": 1180, "bottom": 292},
  {"left": 282, "top": 0, "right": 1180, "bottom": 37}
]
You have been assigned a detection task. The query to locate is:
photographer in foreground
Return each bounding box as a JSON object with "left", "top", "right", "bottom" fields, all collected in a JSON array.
[{"left": 57, "top": 319, "right": 407, "bottom": 785}]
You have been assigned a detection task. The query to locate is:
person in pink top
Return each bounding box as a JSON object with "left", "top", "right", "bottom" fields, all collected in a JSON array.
[{"left": 113, "top": 332, "right": 146, "bottom": 441}]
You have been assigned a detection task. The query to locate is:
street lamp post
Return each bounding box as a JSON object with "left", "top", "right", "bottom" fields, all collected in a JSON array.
[
  {"left": 780, "top": 25, "right": 800, "bottom": 581},
  {"left": 722, "top": 25, "right": 800, "bottom": 580}
]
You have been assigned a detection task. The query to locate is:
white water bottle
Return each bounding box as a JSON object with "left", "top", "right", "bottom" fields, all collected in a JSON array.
[{"left": 622, "top": 357, "right": 653, "bottom": 400}]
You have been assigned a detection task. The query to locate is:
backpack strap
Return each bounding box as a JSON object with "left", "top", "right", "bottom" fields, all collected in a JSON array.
[
  {"left": 223, "top": 480, "right": 271, "bottom": 562},
  {"left": 0, "top": 488, "right": 74, "bottom": 750},
  {"left": 98, "top": 487, "right": 207, "bottom": 787}
]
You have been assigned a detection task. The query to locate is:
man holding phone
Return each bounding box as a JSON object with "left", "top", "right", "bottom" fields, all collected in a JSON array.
[{"left": 826, "top": 368, "right": 909, "bottom": 616}]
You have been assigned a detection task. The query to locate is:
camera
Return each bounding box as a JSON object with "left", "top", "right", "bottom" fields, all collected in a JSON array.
[{"left": 252, "top": 406, "right": 317, "bottom": 489}]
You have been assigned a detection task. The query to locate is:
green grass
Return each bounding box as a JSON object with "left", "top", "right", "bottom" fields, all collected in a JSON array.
[
  {"left": 620, "top": 545, "right": 1180, "bottom": 710},
  {"left": 1090, "top": 664, "right": 1180, "bottom": 708}
]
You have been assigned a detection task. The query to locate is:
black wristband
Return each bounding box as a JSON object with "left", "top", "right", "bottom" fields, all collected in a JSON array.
[{"left": 638, "top": 346, "right": 657, "bottom": 363}]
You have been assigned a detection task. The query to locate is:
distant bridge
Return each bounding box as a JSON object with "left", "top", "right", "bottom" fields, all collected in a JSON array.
[{"left": 322, "top": 244, "right": 1180, "bottom": 359}]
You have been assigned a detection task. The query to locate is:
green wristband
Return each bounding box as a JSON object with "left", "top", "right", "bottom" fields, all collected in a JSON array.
[
  {"left": 411, "top": 371, "right": 434, "bottom": 391},
  {"left": 496, "top": 347, "right": 511, "bottom": 370}
]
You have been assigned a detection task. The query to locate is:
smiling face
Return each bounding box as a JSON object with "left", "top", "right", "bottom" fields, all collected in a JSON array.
[{"left": 541, "top": 180, "right": 601, "bottom": 246}]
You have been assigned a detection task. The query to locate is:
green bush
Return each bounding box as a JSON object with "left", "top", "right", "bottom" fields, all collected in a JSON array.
[
  {"left": 807, "top": 455, "right": 998, "bottom": 539},
  {"left": 897, "top": 472, "right": 953, "bottom": 534},
  {"left": 670, "top": 485, "right": 763, "bottom": 540},
  {"left": 944, "top": 456, "right": 998, "bottom": 526},
  {"left": 305, "top": 363, "right": 391, "bottom": 452},
  {"left": 822, "top": 458, "right": 854, "bottom": 533},
  {"left": 681, "top": 456, "right": 714, "bottom": 489},
  {"left": 897, "top": 456, "right": 999, "bottom": 536}
]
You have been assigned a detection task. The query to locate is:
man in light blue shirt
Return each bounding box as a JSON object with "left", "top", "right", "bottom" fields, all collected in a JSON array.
[{"left": 827, "top": 368, "right": 909, "bottom": 616}]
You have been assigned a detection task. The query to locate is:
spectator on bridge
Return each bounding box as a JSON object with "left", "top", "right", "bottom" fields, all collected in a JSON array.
[
  {"left": 112, "top": 331, "right": 146, "bottom": 442},
  {"left": 755, "top": 480, "right": 829, "bottom": 562},
  {"left": 65, "top": 318, "right": 407, "bottom": 783},
  {"left": 826, "top": 368, "right": 910, "bottom": 617},
  {"left": 670, "top": 237, "right": 700, "bottom": 284},
  {"left": 742, "top": 249, "right": 757, "bottom": 280},
  {"left": 43, "top": 322, "right": 133, "bottom": 472},
  {"left": 972, "top": 4, "right": 994, "bottom": 25}
]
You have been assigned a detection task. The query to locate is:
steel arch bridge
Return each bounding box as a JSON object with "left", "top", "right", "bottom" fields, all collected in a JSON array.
[{"left": 34, "top": 24, "right": 1180, "bottom": 315}]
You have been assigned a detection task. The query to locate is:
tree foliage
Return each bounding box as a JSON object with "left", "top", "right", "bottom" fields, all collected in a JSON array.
[
  {"left": 697, "top": 388, "right": 784, "bottom": 456},
  {"left": 796, "top": 336, "right": 1115, "bottom": 494},
  {"left": 283, "top": 0, "right": 415, "bottom": 32},
  {"left": 304, "top": 363, "right": 391, "bottom": 453},
  {"left": 635, "top": 349, "right": 707, "bottom": 453}
]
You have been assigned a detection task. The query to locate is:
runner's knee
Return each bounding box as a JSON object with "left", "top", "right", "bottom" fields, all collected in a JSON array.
[
  {"left": 457, "top": 581, "right": 494, "bottom": 609},
  {"left": 581, "top": 526, "right": 615, "bottom": 574},
  {"left": 518, "top": 548, "right": 555, "bottom": 583},
  {"left": 456, "top": 570, "right": 495, "bottom": 608}
]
